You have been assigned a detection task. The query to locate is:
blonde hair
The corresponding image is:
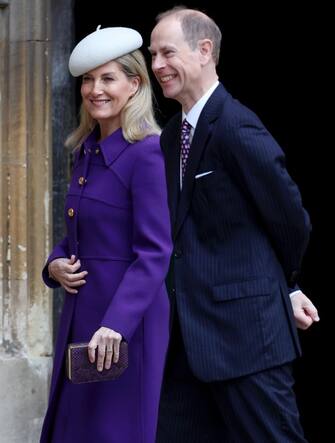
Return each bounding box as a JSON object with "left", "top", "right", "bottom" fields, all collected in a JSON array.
[{"left": 65, "top": 50, "right": 160, "bottom": 149}]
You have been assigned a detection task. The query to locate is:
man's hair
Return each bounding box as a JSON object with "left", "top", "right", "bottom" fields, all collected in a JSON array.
[{"left": 156, "top": 6, "right": 222, "bottom": 65}]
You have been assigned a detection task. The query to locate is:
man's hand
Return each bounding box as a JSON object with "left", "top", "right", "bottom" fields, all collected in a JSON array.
[{"left": 290, "top": 290, "right": 320, "bottom": 330}]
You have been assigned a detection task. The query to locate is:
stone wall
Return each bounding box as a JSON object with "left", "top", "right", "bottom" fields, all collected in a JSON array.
[{"left": 0, "top": 0, "right": 53, "bottom": 441}]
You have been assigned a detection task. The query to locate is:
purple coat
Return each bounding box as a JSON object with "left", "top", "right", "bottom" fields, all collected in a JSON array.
[{"left": 40, "top": 128, "right": 172, "bottom": 443}]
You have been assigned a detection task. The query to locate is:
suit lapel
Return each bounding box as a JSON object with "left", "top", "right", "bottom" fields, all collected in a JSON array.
[
  {"left": 174, "top": 118, "right": 211, "bottom": 239},
  {"left": 163, "top": 116, "right": 182, "bottom": 227},
  {"left": 173, "top": 84, "right": 229, "bottom": 240}
]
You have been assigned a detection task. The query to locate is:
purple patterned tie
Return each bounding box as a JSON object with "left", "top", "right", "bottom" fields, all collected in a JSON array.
[{"left": 180, "top": 119, "right": 192, "bottom": 180}]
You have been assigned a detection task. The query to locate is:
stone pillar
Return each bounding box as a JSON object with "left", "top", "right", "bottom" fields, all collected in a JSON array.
[
  {"left": 0, "top": 0, "right": 53, "bottom": 441},
  {"left": 50, "top": 0, "right": 75, "bottom": 343}
]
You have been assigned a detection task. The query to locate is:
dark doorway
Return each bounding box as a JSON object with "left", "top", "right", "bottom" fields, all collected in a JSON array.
[{"left": 66, "top": 2, "right": 329, "bottom": 440}]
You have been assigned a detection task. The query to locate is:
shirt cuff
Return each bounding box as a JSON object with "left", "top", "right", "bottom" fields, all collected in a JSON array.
[{"left": 289, "top": 290, "right": 301, "bottom": 299}]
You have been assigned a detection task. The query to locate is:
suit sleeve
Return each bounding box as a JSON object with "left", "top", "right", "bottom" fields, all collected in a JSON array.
[
  {"left": 100, "top": 140, "right": 173, "bottom": 341},
  {"left": 41, "top": 236, "right": 70, "bottom": 288},
  {"left": 224, "top": 112, "right": 311, "bottom": 286}
]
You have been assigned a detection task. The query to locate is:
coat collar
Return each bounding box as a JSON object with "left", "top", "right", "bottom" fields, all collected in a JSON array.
[{"left": 80, "top": 126, "right": 130, "bottom": 166}]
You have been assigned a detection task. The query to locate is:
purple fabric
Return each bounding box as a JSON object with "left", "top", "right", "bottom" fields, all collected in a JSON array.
[
  {"left": 180, "top": 119, "right": 192, "bottom": 179},
  {"left": 40, "top": 129, "right": 172, "bottom": 443}
]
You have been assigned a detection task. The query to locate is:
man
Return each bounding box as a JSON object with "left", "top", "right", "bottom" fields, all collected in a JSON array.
[{"left": 149, "top": 7, "right": 319, "bottom": 443}]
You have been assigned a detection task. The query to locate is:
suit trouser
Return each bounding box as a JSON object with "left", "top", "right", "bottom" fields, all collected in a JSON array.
[{"left": 156, "top": 315, "right": 307, "bottom": 443}]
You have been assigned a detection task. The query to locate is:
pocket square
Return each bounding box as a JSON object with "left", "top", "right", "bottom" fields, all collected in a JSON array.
[{"left": 195, "top": 170, "right": 214, "bottom": 179}]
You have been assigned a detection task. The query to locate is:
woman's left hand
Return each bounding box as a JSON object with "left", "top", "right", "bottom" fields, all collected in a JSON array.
[{"left": 88, "top": 327, "right": 122, "bottom": 372}]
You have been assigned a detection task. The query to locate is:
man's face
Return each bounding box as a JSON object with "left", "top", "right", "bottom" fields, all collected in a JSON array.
[{"left": 149, "top": 17, "right": 203, "bottom": 109}]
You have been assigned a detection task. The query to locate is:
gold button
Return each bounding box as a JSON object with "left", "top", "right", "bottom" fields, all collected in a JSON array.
[
  {"left": 95, "top": 148, "right": 100, "bottom": 154},
  {"left": 78, "top": 176, "right": 86, "bottom": 185},
  {"left": 68, "top": 208, "right": 74, "bottom": 217}
]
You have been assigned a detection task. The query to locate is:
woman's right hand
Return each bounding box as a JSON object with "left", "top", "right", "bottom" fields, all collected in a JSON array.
[{"left": 48, "top": 255, "right": 88, "bottom": 294}]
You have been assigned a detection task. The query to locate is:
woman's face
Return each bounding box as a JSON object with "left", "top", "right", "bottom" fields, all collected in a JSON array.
[{"left": 81, "top": 60, "right": 139, "bottom": 129}]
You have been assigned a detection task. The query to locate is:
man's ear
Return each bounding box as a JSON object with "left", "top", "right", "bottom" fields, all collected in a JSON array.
[{"left": 198, "top": 39, "right": 213, "bottom": 64}]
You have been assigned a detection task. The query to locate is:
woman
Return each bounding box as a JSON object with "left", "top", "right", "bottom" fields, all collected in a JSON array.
[{"left": 40, "top": 27, "right": 172, "bottom": 443}]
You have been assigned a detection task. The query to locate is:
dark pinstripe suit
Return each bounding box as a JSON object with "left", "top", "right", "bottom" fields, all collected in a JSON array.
[{"left": 157, "top": 83, "right": 310, "bottom": 442}]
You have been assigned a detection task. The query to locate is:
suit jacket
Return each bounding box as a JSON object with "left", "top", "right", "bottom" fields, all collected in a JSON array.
[{"left": 161, "top": 83, "right": 311, "bottom": 382}]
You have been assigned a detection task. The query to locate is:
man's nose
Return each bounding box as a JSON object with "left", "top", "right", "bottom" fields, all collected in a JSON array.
[{"left": 152, "top": 55, "right": 165, "bottom": 71}]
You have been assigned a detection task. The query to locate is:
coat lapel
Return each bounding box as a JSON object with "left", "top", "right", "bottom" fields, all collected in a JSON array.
[
  {"left": 173, "top": 84, "right": 229, "bottom": 240},
  {"left": 174, "top": 118, "right": 211, "bottom": 239},
  {"left": 162, "top": 115, "right": 182, "bottom": 227}
]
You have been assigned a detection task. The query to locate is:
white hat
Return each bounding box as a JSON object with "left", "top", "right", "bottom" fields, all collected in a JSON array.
[{"left": 68, "top": 26, "right": 143, "bottom": 77}]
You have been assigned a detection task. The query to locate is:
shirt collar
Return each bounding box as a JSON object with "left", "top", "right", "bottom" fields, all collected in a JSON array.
[
  {"left": 182, "top": 81, "right": 219, "bottom": 128},
  {"left": 81, "top": 126, "right": 130, "bottom": 166}
]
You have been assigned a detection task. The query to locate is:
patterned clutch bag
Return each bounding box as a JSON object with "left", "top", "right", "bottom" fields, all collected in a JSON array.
[{"left": 66, "top": 341, "right": 128, "bottom": 384}]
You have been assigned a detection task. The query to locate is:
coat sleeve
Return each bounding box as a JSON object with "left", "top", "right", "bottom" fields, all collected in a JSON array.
[
  {"left": 42, "top": 150, "right": 80, "bottom": 288},
  {"left": 100, "top": 139, "right": 173, "bottom": 341},
  {"left": 223, "top": 110, "right": 311, "bottom": 286},
  {"left": 42, "top": 236, "right": 70, "bottom": 288}
]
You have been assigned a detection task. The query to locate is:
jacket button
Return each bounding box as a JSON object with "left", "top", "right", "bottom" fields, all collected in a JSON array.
[
  {"left": 171, "top": 288, "right": 176, "bottom": 294},
  {"left": 95, "top": 148, "right": 100, "bottom": 154},
  {"left": 174, "top": 249, "right": 182, "bottom": 258},
  {"left": 78, "top": 176, "right": 86, "bottom": 186},
  {"left": 68, "top": 208, "right": 74, "bottom": 217}
]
